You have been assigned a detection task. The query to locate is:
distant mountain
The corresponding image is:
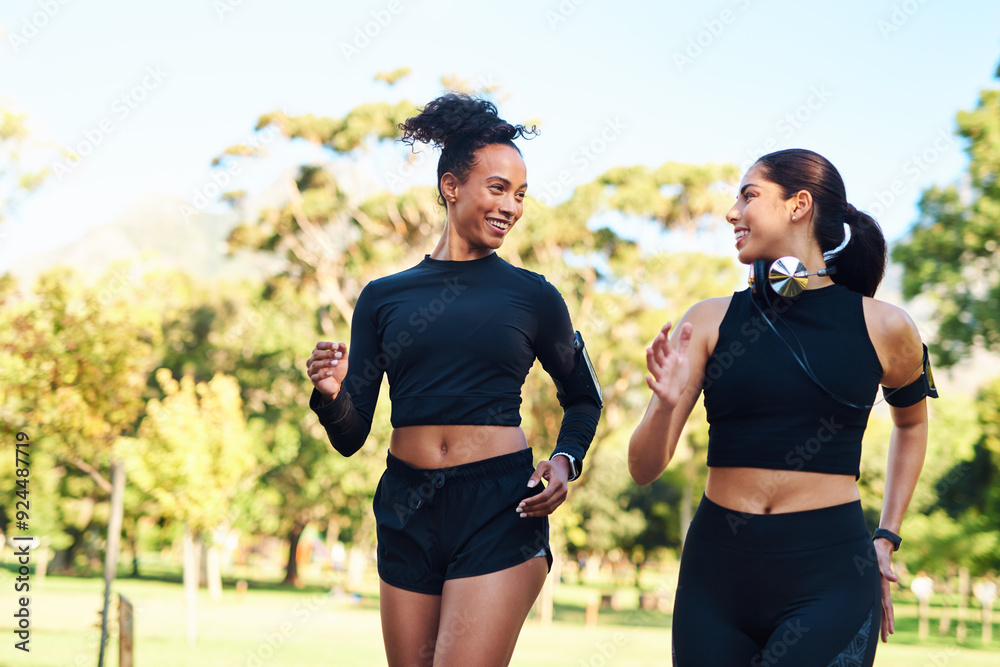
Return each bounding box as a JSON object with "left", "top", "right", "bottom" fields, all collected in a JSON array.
[
  {"left": 7, "top": 185, "right": 998, "bottom": 395},
  {"left": 7, "top": 192, "right": 273, "bottom": 287},
  {"left": 6, "top": 161, "right": 387, "bottom": 287}
]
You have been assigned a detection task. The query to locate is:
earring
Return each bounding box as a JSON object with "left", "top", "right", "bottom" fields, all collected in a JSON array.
[{"left": 791, "top": 215, "right": 796, "bottom": 220}]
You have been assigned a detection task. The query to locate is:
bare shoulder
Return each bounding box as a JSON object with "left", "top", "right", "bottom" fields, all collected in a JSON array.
[
  {"left": 680, "top": 296, "right": 733, "bottom": 327},
  {"left": 863, "top": 297, "right": 923, "bottom": 385},
  {"left": 863, "top": 297, "right": 921, "bottom": 344},
  {"left": 677, "top": 296, "right": 733, "bottom": 355}
]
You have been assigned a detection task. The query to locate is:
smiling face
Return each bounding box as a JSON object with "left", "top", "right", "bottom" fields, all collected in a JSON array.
[
  {"left": 441, "top": 143, "right": 527, "bottom": 256},
  {"left": 725, "top": 164, "right": 799, "bottom": 265}
]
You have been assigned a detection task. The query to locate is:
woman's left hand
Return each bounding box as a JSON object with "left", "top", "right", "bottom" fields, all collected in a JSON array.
[
  {"left": 875, "top": 539, "right": 898, "bottom": 642},
  {"left": 515, "top": 457, "right": 571, "bottom": 517}
]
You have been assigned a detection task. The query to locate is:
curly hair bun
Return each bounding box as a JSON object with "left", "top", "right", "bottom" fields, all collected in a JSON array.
[
  {"left": 398, "top": 93, "right": 535, "bottom": 149},
  {"left": 398, "top": 93, "right": 537, "bottom": 206}
]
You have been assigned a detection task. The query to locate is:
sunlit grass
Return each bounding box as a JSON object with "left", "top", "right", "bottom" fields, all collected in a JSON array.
[{"left": 2, "top": 569, "right": 997, "bottom": 667}]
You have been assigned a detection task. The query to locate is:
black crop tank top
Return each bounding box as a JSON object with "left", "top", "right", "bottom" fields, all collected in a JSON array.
[{"left": 703, "top": 285, "right": 883, "bottom": 478}]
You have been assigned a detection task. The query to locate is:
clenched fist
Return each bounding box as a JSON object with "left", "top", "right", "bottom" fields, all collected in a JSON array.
[{"left": 307, "top": 341, "right": 348, "bottom": 402}]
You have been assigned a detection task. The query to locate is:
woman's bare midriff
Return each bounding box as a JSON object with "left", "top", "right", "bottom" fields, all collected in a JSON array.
[
  {"left": 389, "top": 424, "right": 529, "bottom": 469},
  {"left": 705, "top": 466, "right": 860, "bottom": 514}
]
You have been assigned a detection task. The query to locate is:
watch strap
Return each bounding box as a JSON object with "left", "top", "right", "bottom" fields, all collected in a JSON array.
[
  {"left": 550, "top": 452, "right": 580, "bottom": 482},
  {"left": 873, "top": 528, "right": 902, "bottom": 551}
]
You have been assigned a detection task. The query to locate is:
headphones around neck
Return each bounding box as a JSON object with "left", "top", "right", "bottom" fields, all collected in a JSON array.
[
  {"left": 746, "top": 256, "right": 880, "bottom": 409},
  {"left": 749, "top": 256, "right": 836, "bottom": 302},
  {"left": 746, "top": 256, "right": 930, "bottom": 409}
]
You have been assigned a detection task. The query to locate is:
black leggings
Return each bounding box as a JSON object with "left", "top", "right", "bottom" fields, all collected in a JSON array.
[{"left": 672, "top": 495, "right": 881, "bottom": 666}]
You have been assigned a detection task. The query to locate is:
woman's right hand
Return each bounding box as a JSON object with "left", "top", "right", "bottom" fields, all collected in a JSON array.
[
  {"left": 307, "top": 341, "right": 349, "bottom": 402},
  {"left": 645, "top": 321, "right": 693, "bottom": 409}
]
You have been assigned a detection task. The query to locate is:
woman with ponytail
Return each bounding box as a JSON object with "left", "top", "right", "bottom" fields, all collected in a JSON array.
[
  {"left": 630, "top": 149, "right": 935, "bottom": 665},
  {"left": 306, "top": 93, "right": 602, "bottom": 666}
]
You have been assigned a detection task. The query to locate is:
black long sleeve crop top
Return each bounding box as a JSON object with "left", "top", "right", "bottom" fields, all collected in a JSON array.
[{"left": 310, "top": 252, "right": 602, "bottom": 468}]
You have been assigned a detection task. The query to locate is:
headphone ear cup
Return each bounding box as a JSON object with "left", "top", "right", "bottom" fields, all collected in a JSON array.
[{"left": 752, "top": 259, "right": 769, "bottom": 306}]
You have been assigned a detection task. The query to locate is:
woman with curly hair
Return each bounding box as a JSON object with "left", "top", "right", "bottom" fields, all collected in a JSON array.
[{"left": 307, "top": 93, "right": 602, "bottom": 666}]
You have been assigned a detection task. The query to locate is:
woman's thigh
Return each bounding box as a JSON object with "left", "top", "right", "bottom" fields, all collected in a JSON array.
[
  {"left": 434, "top": 557, "right": 549, "bottom": 667},
  {"left": 379, "top": 580, "right": 442, "bottom": 667}
]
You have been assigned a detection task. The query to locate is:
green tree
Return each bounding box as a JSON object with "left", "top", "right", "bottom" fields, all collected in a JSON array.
[
  {"left": 0, "top": 266, "right": 161, "bottom": 570},
  {"left": 0, "top": 99, "right": 52, "bottom": 224},
  {"left": 892, "top": 55, "right": 1000, "bottom": 577},
  {"left": 0, "top": 264, "right": 164, "bottom": 661},
  {"left": 124, "top": 369, "right": 257, "bottom": 643},
  {"left": 893, "top": 60, "right": 1000, "bottom": 366}
]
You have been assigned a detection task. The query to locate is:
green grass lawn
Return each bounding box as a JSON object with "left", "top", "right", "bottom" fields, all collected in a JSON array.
[{"left": 2, "top": 570, "right": 998, "bottom": 666}]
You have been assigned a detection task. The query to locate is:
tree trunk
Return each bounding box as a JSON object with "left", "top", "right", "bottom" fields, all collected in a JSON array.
[
  {"left": 583, "top": 552, "right": 601, "bottom": 584},
  {"left": 34, "top": 541, "right": 49, "bottom": 583},
  {"left": 918, "top": 597, "right": 930, "bottom": 639},
  {"left": 50, "top": 521, "right": 91, "bottom": 574},
  {"left": 939, "top": 575, "right": 953, "bottom": 635},
  {"left": 347, "top": 512, "right": 375, "bottom": 588},
  {"left": 207, "top": 541, "right": 223, "bottom": 600},
  {"left": 198, "top": 533, "right": 208, "bottom": 588},
  {"left": 183, "top": 526, "right": 200, "bottom": 645},
  {"left": 984, "top": 601, "right": 994, "bottom": 645},
  {"left": 98, "top": 460, "right": 125, "bottom": 667},
  {"left": 957, "top": 567, "right": 969, "bottom": 643},
  {"left": 347, "top": 543, "right": 368, "bottom": 588},
  {"left": 282, "top": 523, "right": 306, "bottom": 587},
  {"left": 128, "top": 519, "right": 140, "bottom": 577}
]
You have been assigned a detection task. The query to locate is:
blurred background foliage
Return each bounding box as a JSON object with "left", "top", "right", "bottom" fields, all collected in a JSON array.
[{"left": 1, "top": 63, "right": 998, "bottom": 607}]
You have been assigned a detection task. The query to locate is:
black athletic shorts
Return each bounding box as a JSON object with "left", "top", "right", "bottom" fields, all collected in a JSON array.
[
  {"left": 373, "top": 448, "right": 552, "bottom": 595},
  {"left": 672, "top": 495, "right": 881, "bottom": 666}
]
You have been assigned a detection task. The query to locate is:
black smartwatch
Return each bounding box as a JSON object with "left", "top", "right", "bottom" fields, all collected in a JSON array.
[
  {"left": 873, "top": 528, "right": 902, "bottom": 551},
  {"left": 550, "top": 452, "right": 581, "bottom": 482}
]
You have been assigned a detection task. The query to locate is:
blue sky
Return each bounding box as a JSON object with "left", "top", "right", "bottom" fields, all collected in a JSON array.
[{"left": 1, "top": 0, "right": 998, "bottom": 270}]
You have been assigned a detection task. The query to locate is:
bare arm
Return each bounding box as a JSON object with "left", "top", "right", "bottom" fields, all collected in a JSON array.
[
  {"left": 864, "top": 298, "right": 931, "bottom": 642},
  {"left": 628, "top": 298, "right": 727, "bottom": 485},
  {"left": 869, "top": 300, "right": 929, "bottom": 534}
]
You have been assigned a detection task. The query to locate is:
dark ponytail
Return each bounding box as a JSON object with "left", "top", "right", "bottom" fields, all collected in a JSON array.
[
  {"left": 833, "top": 203, "right": 887, "bottom": 298},
  {"left": 754, "top": 149, "right": 887, "bottom": 297},
  {"left": 398, "top": 93, "right": 537, "bottom": 206}
]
